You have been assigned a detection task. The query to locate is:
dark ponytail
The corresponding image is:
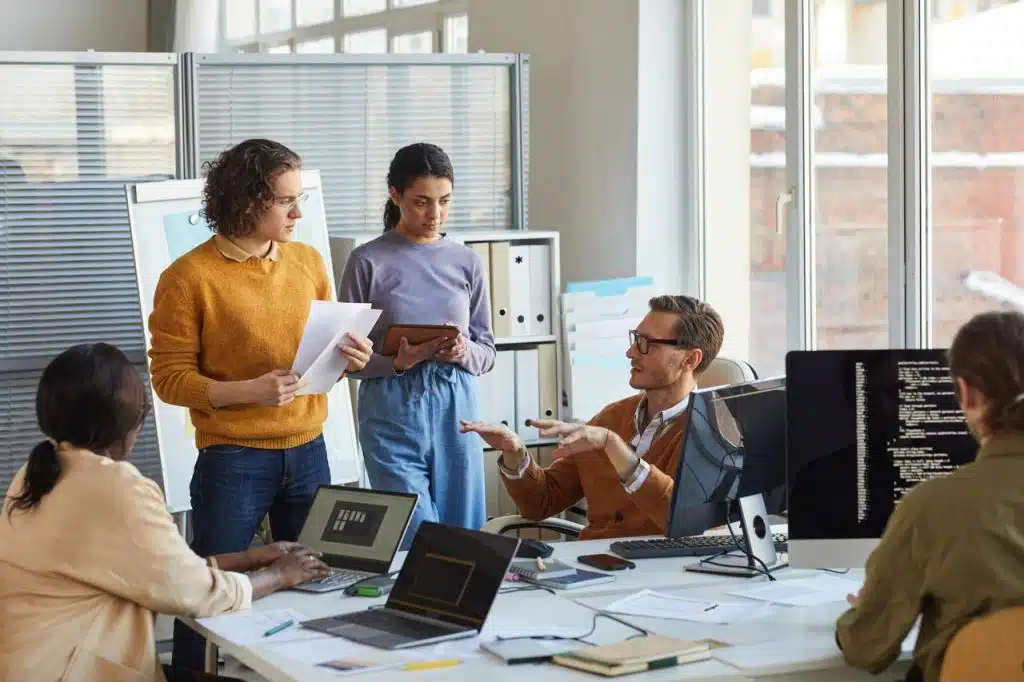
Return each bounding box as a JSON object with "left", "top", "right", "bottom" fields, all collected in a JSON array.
[
  {"left": 382, "top": 142, "right": 455, "bottom": 233},
  {"left": 7, "top": 441, "right": 62, "bottom": 514},
  {"left": 949, "top": 310, "right": 1024, "bottom": 435},
  {"left": 383, "top": 200, "right": 402, "bottom": 232},
  {"left": 6, "top": 343, "right": 149, "bottom": 517}
]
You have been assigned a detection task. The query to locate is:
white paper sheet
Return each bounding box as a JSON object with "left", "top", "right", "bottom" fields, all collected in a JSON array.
[
  {"left": 603, "top": 589, "right": 770, "bottom": 625},
  {"left": 291, "top": 302, "right": 380, "bottom": 395},
  {"left": 292, "top": 301, "right": 372, "bottom": 376},
  {"left": 196, "top": 608, "right": 322, "bottom": 647},
  {"left": 727, "top": 575, "right": 863, "bottom": 607}
]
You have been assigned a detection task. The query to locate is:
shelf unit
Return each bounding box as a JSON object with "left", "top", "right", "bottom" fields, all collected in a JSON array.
[{"left": 329, "top": 230, "right": 564, "bottom": 521}]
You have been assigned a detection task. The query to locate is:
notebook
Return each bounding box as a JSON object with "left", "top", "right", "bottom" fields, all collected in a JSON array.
[
  {"left": 508, "top": 558, "right": 576, "bottom": 580},
  {"left": 517, "top": 567, "right": 616, "bottom": 590},
  {"left": 552, "top": 635, "right": 712, "bottom": 676}
]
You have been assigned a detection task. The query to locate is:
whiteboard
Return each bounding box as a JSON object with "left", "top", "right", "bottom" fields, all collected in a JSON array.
[{"left": 126, "top": 170, "right": 362, "bottom": 513}]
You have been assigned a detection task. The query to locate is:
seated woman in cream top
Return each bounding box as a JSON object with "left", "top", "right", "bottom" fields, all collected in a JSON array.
[{"left": 0, "top": 343, "right": 331, "bottom": 682}]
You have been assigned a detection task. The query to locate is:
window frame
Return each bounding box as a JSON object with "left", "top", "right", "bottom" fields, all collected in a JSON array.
[{"left": 218, "top": 0, "right": 468, "bottom": 54}]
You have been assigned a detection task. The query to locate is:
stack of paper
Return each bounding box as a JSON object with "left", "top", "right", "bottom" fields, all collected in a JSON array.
[
  {"left": 292, "top": 301, "right": 381, "bottom": 395},
  {"left": 726, "top": 575, "right": 863, "bottom": 607},
  {"left": 602, "top": 589, "right": 770, "bottom": 625}
]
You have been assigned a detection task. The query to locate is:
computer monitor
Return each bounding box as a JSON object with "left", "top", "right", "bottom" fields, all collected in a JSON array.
[
  {"left": 786, "top": 349, "right": 977, "bottom": 569},
  {"left": 665, "top": 376, "right": 788, "bottom": 538}
]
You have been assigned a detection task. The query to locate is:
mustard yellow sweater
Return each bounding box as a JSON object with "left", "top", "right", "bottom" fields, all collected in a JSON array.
[{"left": 148, "top": 236, "right": 331, "bottom": 450}]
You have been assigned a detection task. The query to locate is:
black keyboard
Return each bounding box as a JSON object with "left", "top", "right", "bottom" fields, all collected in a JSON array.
[{"left": 610, "top": 533, "right": 788, "bottom": 560}]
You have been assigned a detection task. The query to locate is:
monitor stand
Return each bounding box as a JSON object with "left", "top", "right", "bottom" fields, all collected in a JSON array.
[{"left": 684, "top": 493, "right": 788, "bottom": 578}]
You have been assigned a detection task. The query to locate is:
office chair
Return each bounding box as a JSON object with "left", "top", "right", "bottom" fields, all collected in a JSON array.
[
  {"left": 483, "top": 356, "right": 758, "bottom": 540},
  {"left": 938, "top": 606, "right": 1024, "bottom": 682}
]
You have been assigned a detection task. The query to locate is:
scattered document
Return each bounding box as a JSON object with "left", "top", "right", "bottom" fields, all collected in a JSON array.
[
  {"left": 603, "top": 589, "right": 769, "bottom": 625},
  {"left": 292, "top": 301, "right": 381, "bottom": 395},
  {"left": 196, "top": 608, "right": 321, "bottom": 647},
  {"left": 727, "top": 575, "right": 863, "bottom": 607},
  {"left": 711, "top": 633, "right": 844, "bottom": 674}
]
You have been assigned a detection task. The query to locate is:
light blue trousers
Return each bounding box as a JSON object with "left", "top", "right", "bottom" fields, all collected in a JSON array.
[{"left": 357, "top": 361, "right": 486, "bottom": 548}]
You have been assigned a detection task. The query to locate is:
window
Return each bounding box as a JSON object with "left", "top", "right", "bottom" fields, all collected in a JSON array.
[
  {"left": 392, "top": 31, "right": 433, "bottom": 54},
  {"left": 929, "top": 0, "right": 1024, "bottom": 345},
  {"left": 267, "top": 43, "right": 293, "bottom": 53},
  {"left": 753, "top": 0, "right": 773, "bottom": 17},
  {"left": 222, "top": 0, "right": 462, "bottom": 54},
  {"left": 444, "top": 14, "right": 468, "bottom": 53},
  {"left": 260, "top": 0, "right": 292, "bottom": 34},
  {"left": 225, "top": 0, "right": 257, "bottom": 40},
  {"left": 344, "top": 0, "right": 387, "bottom": 16},
  {"left": 344, "top": 28, "right": 388, "bottom": 53},
  {"left": 296, "top": 0, "right": 334, "bottom": 26},
  {"left": 296, "top": 36, "right": 336, "bottom": 53}
]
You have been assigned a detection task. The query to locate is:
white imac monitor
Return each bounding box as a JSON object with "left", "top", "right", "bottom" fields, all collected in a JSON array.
[{"left": 785, "top": 349, "right": 976, "bottom": 569}]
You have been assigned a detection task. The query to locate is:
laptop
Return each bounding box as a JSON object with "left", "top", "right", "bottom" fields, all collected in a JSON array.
[
  {"left": 301, "top": 522, "right": 520, "bottom": 649},
  {"left": 291, "top": 485, "right": 417, "bottom": 593}
]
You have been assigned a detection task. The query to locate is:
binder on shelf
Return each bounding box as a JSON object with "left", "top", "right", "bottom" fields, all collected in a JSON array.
[
  {"left": 478, "top": 350, "right": 516, "bottom": 429},
  {"left": 514, "top": 348, "right": 541, "bottom": 440},
  {"left": 528, "top": 243, "right": 552, "bottom": 336},
  {"left": 489, "top": 241, "right": 513, "bottom": 337},
  {"left": 537, "top": 343, "right": 559, "bottom": 420},
  {"left": 507, "top": 244, "right": 533, "bottom": 337}
]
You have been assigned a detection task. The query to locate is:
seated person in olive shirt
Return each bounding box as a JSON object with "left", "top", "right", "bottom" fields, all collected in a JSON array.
[
  {"left": 836, "top": 310, "right": 1024, "bottom": 682},
  {"left": 462, "top": 295, "right": 724, "bottom": 539}
]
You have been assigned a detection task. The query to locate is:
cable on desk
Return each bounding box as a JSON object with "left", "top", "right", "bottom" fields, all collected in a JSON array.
[
  {"left": 498, "top": 584, "right": 557, "bottom": 596},
  {"left": 819, "top": 568, "right": 851, "bottom": 575},
  {"left": 493, "top": 612, "right": 649, "bottom": 646}
]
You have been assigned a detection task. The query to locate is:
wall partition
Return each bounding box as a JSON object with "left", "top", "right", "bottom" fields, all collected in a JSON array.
[
  {"left": 181, "top": 52, "right": 529, "bottom": 233},
  {"left": 0, "top": 52, "right": 178, "bottom": 492}
]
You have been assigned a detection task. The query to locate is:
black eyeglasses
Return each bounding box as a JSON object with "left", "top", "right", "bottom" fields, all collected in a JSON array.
[{"left": 629, "top": 329, "right": 688, "bottom": 355}]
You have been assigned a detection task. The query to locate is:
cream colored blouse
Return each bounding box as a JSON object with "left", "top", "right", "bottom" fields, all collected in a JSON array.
[{"left": 0, "top": 446, "right": 251, "bottom": 682}]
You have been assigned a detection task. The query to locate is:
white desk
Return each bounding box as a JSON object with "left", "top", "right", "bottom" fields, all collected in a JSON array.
[{"left": 184, "top": 538, "right": 910, "bottom": 682}]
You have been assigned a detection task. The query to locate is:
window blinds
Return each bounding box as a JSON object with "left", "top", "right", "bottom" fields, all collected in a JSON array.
[
  {"left": 0, "top": 57, "right": 176, "bottom": 493},
  {"left": 187, "top": 54, "right": 518, "bottom": 234}
]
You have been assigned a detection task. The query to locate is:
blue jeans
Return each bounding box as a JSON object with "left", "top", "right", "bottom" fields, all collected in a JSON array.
[
  {"left": 171, "top": 435, "right": 330, "bottom": 676},
  {"left": 358, "top": 362, "right": 486, "bottom": 549}
]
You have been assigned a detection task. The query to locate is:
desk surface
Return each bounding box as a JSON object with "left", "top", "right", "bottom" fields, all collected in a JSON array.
[{"left": 188, "top": 537, "right": 906, "bottom": 682}]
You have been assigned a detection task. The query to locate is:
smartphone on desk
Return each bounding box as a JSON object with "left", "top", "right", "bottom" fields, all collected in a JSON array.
[{"left": 576, "top": 553, "right": 636, "bottom": 571}]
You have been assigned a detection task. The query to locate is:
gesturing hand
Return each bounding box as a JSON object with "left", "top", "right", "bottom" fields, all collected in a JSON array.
[
  {"left": 394, "top": 336, "right": 448, "bottom": 372},
  {"left": 338, "top": 333, "right": 373, "bottom": 374},
  {"left": 459, "top": 420, "right": 523, "bottom": 453},
  {"left": 528, "top": 418, "right": 611, "bottom": 459},
  {"left": 435, "top": 333, "right": 467, "bottom": 364},
  {"left": 249, "top": 370, "right": 305, "bottom": 407}
]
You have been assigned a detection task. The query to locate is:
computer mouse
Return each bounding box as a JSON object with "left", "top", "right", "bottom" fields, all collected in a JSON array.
[{"left": 515, "top": 538, "right": 554, "bottom": 559}]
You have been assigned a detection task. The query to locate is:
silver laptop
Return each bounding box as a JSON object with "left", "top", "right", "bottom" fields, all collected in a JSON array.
[
  {"left": 301, "top": 522, "right": 520, "bottom": 649},
  {"left": 291, "top": 485, "right": 417, "bottom": 593}
]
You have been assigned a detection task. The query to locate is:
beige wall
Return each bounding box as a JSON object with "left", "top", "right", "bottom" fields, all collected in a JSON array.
[{"left": 0, "top": 0, "right": 148, "bottom": 51}]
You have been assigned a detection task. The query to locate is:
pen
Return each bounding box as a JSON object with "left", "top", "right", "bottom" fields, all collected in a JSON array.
[
  {"left": 703, "top": 604, "right": 719, "bottom": 612},
  {"left": 263, "top": 619, "right": 295, "bottom": 637},
  {"left": 401, "top": 658, "right": 461, "bottom": 671}
]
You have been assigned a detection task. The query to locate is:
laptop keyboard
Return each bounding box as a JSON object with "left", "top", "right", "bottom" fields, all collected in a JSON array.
[
  {"left": 339, "top": 609, "right": 456, "bottom": 641},
  {"left": 305, "top": 569, "right": 364, "bottom": 589}
]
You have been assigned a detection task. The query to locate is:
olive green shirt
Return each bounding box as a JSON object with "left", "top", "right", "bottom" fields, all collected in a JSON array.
[{"left": 836, "top": 432, "right": 1024, "bottom": 682}]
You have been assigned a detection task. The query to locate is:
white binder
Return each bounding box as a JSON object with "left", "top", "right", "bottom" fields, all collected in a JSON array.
[
  {"left": 528, "top": 243, "right": 552, "bottom": 336},
  {"left": 507, "top": 244, "right": 533, "bottom": 337},
  {"left": 537, "top": 343, "right": 559, "bottom": 420},
  {"left": 514, "top": 347, "right": 540, "bottom": 440},
  {"left": 489, "top": 241, "right": 513, "bottom": 337},
  {"left": 478, "top": 350, "right": 516, "bottom": 429}
]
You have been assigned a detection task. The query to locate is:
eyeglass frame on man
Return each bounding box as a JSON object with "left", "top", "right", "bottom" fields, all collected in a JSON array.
[
  {"left": 629, "top": 329, "right": 691, "bottom": 355},
  {"left": 273, "top": 192, "right": 309, "bottom": 211}
]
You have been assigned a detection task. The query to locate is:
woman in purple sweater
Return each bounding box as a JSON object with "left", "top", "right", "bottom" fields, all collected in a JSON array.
[{"left": 339, "top": 143, "right": 495, "bottom": 546}]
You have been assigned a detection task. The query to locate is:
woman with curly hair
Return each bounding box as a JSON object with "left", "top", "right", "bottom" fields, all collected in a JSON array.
[{"left": 146, "top": 139, "right": 371, "bottom": 676}]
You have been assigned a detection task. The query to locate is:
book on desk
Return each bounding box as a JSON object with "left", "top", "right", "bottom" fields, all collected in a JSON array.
[{"left": 552, "top": 635, "right": 712, "bottom": 676}]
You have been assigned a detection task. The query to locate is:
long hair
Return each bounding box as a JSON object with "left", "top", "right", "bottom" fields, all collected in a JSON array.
[
  {"left": 948, "top": 310, "right": 1024, "bottom": 435},
  {"left": 6, "top": 343, "right": 149, "bottom": 515}
]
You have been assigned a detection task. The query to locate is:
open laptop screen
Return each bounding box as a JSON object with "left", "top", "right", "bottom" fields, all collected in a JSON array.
[
  {"left": 386, "top": 522, "right": 519, "bottom": 629},
  {"left": 296, "top": 486, "right": 417, "bottom": 573}
]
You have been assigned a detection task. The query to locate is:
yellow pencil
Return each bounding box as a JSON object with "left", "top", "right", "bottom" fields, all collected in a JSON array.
[{"left": 401, "top": 658, "right": 461, "bottom": 671}]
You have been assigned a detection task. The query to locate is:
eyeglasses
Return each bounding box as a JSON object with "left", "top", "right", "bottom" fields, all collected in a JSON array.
[
  {"left": 273, "top": 192, "right": 309, "bottom": 211},
  {"left": 629, "top": 329, "right": 688, "bottom": 355}
]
